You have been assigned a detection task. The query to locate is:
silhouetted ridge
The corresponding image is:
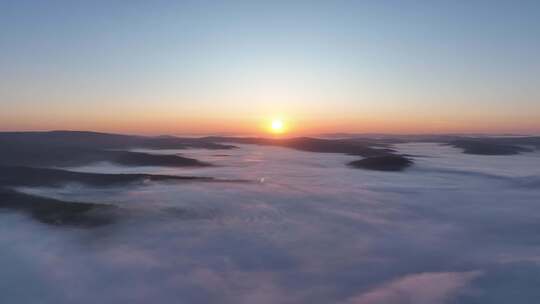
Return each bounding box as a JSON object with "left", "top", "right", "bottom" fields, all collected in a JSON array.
[
  {"left": 0, "top": 188, "right": 117, "bottom": 227},
  {"left": 0, "top": 130, "right": 235, "bottom": 150},
  {"left": 112, "top": 151, "right": 210, "bottom": 167},
  {"left": 0, "top": 131, "right": 223, "bottom": 167},
  {"left": 0, "top": 147, "right": 210, "bottom": 167},
  {"left": 203, "top": 135, "right": 415, "bottom": 171},
  {"left": 0, "top": 166, "right": 220, "bottom": 188},
  {"left": 201, "top": 136, "right": 392, "bottom": 157}
]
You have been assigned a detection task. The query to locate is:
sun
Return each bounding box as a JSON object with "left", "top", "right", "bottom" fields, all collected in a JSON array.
[{"left": 270, "top": 119, "right": 285, "bottom": 134}]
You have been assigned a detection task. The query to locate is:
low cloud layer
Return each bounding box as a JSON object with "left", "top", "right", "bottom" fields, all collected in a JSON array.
[{"left": 1, "top": 143, "right": 540, "bottom": 303}]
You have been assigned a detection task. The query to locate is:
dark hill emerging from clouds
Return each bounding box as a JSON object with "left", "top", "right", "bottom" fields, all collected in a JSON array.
[
  {"left": 2, "top": 131, "right": 537, "bottom": 172},
  {"left": 348, "top": 155, "right": 413, "bottom": 171},
  {"left": 0, "top": 188, "right": 118, "bottom": 228},
  {"left": 0, "top": 131, "right": 415, "bottom": 171},
  {"left": 316, "top": 133, "right": 540, "bottom": 156},
  {"left": 201, "top": 136, "right": 393, "bottom": 157},
  {"left": 0, "top": 166, "right": 246, "bottom": 227},
  {"left": 448, "top": 138, "right": 537, "bottom": 155},
  {"left": 0, "top": 131, "right": 226, "bottom": 167},
  {"left": 0, "top": 166, "right": 220, "bottom": 188},
  {"left": 0, "top": 131, "right": 417, "bottom": 228},
  {"left": 3, "top": 131, "right": 537, "bottom": 228},
  {"left": 201, "top": 136, "right": 413, "bottom": 171},
  {"left": 0, "top": 146, "right": 210, "bottom": 168}
]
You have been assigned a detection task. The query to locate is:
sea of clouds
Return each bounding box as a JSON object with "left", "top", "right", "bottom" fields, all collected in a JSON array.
[{"left": 2, "top": 143, "right": 540, "bottom": 303}]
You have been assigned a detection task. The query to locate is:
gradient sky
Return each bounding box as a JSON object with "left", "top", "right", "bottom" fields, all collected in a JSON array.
[{"left": 1, "top": 0, "right": 539, "bottom": 135}]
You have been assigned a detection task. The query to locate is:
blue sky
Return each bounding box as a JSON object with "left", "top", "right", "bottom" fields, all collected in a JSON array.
[{"left": 1, "top": 0, "right": 539, "bottom": 134}]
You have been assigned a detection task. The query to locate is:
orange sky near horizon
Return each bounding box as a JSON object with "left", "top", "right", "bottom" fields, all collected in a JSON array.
[{"left": 1, "top": 109, "right": 539, "bottom": 136}]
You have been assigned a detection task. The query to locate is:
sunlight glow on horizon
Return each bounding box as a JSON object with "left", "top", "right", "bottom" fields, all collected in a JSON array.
[{"left": 0, "top": 1, "right": 539, "bottom": 135}]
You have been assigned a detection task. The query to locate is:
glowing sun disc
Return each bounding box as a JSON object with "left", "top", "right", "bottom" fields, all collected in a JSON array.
[{"left": 270, "top": 119, "right": 284, "bottom": 133}]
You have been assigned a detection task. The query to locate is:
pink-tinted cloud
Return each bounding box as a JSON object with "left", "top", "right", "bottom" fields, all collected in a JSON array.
[{"left": 346, "top": 271, "right": 482, "bottom": 304}]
